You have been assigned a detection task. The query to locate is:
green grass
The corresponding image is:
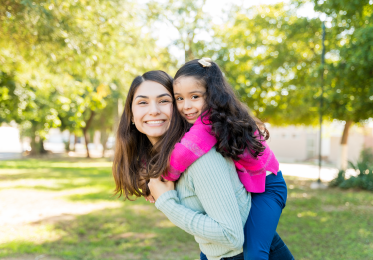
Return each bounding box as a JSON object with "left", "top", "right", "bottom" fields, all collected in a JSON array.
[{"left": 0, "top": 158, "right": 372, "bottom": 260}]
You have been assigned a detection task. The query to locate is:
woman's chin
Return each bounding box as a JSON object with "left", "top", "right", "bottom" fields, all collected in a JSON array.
[{"left": 145, "top": 130, "right": 166, "bottom": 143}]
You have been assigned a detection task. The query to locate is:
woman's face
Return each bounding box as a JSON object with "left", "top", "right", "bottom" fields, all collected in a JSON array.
[{"left": 131, "top": 81, "right": 173, "bottom": 145}]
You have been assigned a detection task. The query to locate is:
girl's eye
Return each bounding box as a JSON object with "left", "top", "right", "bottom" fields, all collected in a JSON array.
[
  {"left": 191, "top": 95, "right": 199, "bottom": 99},
  {"left": 176, "top": 97, "right": 183, "bottom": 101}
]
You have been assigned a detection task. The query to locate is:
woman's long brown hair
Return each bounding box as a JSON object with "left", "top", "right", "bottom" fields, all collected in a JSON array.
[{"left": 112, "top": 70, "right": 188, "bottom": 200}]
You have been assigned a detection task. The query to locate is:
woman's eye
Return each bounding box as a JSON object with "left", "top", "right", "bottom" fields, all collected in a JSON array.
[
  {"left": 138, "top": 101, "right": 147, "bottom": 105},
  {"left": 160, "top": 99, "right": 170, "bottom": 103}
]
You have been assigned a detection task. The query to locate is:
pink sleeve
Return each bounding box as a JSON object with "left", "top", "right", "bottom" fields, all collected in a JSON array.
[
  {"left": 163, "top": 117, "right": 217, "bottom": 181},
  {"left": 234, "top": 137, "right": 279, "bottom": 193}
]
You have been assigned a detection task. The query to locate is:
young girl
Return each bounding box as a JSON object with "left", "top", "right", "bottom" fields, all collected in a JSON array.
[{"left": 149, "top": 58, "right": 292, "bottom": 260}]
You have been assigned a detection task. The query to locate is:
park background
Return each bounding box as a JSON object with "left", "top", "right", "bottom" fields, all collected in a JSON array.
[{"left": 1, "top": 0, "right": 373, "bottom": 259}]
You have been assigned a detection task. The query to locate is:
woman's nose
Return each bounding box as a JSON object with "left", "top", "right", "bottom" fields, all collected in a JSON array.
[{"left": 148, "top": 101, "right": 161, "bottom": 115}]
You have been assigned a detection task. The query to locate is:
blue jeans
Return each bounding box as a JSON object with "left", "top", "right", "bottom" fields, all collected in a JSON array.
[
  {"left": 244, "top": 171, "right": 290, "bottom": 260},
  {"left": 200, "top": 232, "right": 292, "bottom": 260},
  {"left": 201, "top": 171, "right": 293, "bottom": 260}
]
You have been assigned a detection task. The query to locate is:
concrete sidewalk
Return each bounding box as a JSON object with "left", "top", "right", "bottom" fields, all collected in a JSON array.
[
  {"left": 280, "top": 162, "right": 347, "bottom": 182},
  {"left": 0, "top": 153, "right": 23, "bottom": 160}
]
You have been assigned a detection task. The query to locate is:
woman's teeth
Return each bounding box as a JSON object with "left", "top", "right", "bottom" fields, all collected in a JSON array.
[{"left": 146, "top": 120, "right": 165, "bottom": 124}]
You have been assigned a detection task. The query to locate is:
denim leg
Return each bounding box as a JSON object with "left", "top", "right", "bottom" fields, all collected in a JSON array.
[
  {"left": 243, "top": 171, "right": 289, "bottom": 260},
  {"left": 269, "top": 232, "right": 294, "bottom": 260},
  {"left": 200, "top": 251, "right": 208, "bottom": 260}
]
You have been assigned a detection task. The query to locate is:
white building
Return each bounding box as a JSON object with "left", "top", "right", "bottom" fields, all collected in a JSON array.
[{"left": 266, "top": 122, "right": 373, "bottom": 167}]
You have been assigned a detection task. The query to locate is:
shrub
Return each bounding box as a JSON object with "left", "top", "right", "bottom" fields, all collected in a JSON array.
[{"left": 329, "top": 148, "right": 373, "bottom": 191}]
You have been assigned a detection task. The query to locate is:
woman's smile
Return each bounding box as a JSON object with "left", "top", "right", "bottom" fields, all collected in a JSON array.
[{"left": 145, "top": 119, "right": 167, "bottom": 126}]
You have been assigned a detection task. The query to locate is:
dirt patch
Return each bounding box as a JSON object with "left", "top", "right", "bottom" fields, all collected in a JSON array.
[{"left": 0, "top": 189, "right": 122, "bottom": 225}]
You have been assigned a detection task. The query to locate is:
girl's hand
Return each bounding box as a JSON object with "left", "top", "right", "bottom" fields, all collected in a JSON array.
[
  {"left": 145, "top": 194, "right": 155, "bottom": 203},
  {"left": 148, "top": 177, "right": 175, "bottom": 201}
]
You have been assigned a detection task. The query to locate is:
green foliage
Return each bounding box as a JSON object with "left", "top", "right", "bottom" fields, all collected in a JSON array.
[
  {"left": 147, "top": 0, "right": 214, "bottom": 62},
  {"left": 330, "top": 148, "right": 373, "bottom": 191},
  {"left": 208, "top": 3, "right": 325, "bottom": 125},
  {"left": 1, "top": 0, "right": 176, "bottom": 154}
]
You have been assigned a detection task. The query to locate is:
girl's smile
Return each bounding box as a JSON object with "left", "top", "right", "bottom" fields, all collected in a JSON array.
[{"left": 173, "top": 76, "right": 206, "bottom": 124}]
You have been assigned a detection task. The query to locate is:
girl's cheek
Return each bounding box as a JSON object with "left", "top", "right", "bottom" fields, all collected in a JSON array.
[{"left": 176, "top": 103, "right": 184, "bottom": 113}]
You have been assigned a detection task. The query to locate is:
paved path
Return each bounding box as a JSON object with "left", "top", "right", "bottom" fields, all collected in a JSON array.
[
  {"left": 280, "top": 162, "right": 339, "bottom": 182},
  {"left": 0, "top": 152, "right": 23, "bottom": 160}
]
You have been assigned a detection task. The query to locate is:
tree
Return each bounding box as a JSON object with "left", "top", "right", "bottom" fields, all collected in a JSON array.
[
  {"left": 204, "top": 1, "right": 372, "bottom": 169},
  {"left": 1, "top": 0, "right": 175, "bottom": 156},
  {"left": 206, "top": 3, "right": 326, "bottom": 126},
  {"left": 309, "top": 0, "right": 373, "bottom": 169},
  {"left": 147, "top": 0, "right": 215, "bottom": 62}
]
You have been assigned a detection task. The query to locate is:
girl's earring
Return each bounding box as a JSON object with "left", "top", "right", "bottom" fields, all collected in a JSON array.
[{"left": 132, "top": 121, "right": 135, "bottom": 125}]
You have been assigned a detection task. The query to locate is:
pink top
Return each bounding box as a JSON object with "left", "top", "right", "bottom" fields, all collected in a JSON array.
[{"left": 163, "top": 116, "right": 279, "bottom": 193}]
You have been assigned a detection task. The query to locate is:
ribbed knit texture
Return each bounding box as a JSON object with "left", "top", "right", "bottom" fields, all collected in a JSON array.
[
  {"left": 163, "top": 116, "right": 279, "bottom": 193},
  {"left": 155, "top": 148, "right": 251, "bottom": 260}
]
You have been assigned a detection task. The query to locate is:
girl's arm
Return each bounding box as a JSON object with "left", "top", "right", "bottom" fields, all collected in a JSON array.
[
  {"left": 163, "top": 117, "right": 217, "bottom": 181},
  {"left": 152, "top": 150, "right": 245, "bottom": 250}
]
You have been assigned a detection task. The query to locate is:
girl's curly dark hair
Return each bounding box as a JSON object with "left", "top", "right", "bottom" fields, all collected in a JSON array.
[{"left": 173, "top": 59, "right": 269, "bottom": 160}]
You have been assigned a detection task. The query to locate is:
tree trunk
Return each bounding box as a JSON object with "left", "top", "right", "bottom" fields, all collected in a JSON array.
[
  {"left": 30, "top": 122, "right": 38, "bottom": 155},
  {"left": 83, "top": 110, "right": 96, "bottom": 158},
  {"left": 73, "top": 134, "right": 77, "bottom": 151},
  {"left": 101, "top": 130, "right": 109, "bottom": 158},
  {"left": 112, "top": 99, "right": 120, "bottom": 158},
  {"left": 340, "top": 121, "right": 353, "bottom": 170},
  {"left": 39, "top": 138, "right": 47, "bottom": 154}
]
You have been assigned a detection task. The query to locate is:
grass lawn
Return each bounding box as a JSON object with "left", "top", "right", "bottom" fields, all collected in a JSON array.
[{"left": 0, "top": 158, "right": 372, "bottom": 260}]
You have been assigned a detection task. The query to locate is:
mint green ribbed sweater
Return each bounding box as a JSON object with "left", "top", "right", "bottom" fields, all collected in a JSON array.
[{"left": 155, "top": 148, "right": 251, "bottom": 260}]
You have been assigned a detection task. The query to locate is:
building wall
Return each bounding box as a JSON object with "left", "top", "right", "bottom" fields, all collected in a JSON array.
[
  {"left": 267, "top": 124, "right": 373, "bottom": 167},
  {"left": 267, "top": 126, "right": 319, "bottom": 163}
]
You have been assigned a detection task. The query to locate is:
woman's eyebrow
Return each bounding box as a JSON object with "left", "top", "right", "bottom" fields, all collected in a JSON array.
[
  {"left": 135, "top": 95, "right": 148, "bottom": 99},
  {"left": 157, "top": 93, "right": 172, "bottom": 98}
]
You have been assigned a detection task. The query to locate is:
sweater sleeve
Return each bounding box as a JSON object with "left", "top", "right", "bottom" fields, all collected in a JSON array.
[
  {"left": 155, "top": 150, "right": 244, "bottom": 250},
  {"left": 163, "top": 117, "right": 217, "bottom": 181}
]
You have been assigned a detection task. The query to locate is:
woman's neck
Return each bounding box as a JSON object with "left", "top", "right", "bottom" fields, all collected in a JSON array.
[{"left": 147, "top": 136, "right": 160, "bottom": 146}]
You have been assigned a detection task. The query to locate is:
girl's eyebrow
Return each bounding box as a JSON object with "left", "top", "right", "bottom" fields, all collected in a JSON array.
[
  {"left": 174, "top": 91, "right": 204, "bottom": 95},
  {"left": 135, "top": 93, "right": 171, "bottom": 99}
]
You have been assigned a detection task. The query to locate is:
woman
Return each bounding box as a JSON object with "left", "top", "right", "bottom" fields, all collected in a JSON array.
[{"left": 113, "top": 70, "right": 291, "bottom": 260}]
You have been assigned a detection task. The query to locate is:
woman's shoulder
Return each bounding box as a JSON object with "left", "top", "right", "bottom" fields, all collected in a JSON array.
[{"left": 187, "top": 147, "right": 235, "bottom": 176}]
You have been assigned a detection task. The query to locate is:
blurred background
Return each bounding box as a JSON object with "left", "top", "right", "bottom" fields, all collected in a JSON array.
[{"left": 1, "top": 0, "right": 372, "bottom": 260}]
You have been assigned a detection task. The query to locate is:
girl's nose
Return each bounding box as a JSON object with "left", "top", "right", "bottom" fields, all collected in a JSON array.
[{"left": 184, "top": 99, "right": 192, "bottom": 110}]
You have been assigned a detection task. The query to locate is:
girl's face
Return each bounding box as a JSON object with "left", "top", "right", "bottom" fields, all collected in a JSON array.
[
  {"left": 131, "top": 81, "right": 173, "bottom": 145},
  {"left": 173, "top": 76, "right": 206, "bottom": 124}
]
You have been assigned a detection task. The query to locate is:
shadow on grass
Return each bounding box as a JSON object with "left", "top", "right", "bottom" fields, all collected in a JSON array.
[{"left": 0, "top": 202, "right": 198, "bottom": 260}]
